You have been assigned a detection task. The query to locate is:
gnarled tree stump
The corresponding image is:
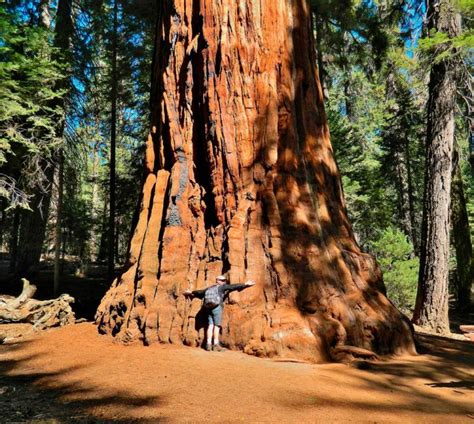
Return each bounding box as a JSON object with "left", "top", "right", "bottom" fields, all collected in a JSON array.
[{"left": 0, "top": 279, "right": 75, "bottom": 330}]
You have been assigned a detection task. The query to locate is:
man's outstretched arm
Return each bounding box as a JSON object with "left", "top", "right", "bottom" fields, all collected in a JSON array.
[
  {"left": 184, "top": 288, "right": 206, "bottom": 299},
  {"left": 222, "top": 280, "right": 255, "bottom": 293}
]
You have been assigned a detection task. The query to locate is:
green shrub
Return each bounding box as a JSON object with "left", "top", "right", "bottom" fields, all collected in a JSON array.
[{"left": 369, "top": 228, "right": 419, "bottom": 313}]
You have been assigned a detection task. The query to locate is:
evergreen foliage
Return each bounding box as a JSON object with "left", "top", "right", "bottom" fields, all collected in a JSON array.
[
  {"left": 370, "top": 228, "right": 419, "bottom": 311},
  {"left": 0, "top": 6, "right": 66, "bottom": 207}
]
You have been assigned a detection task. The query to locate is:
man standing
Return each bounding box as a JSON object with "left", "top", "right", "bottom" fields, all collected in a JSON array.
[{"left": 184, "top": 275, "right": 255, "bottom": 351}]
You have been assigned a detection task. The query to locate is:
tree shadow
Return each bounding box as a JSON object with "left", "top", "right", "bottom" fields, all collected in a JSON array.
[
  {"left": 268, "top": 334, "right": 473, "bottom": 419},
  {"left": 349, "top": 333, "right": 474, "bottom": 395},
  {"left": 0, "top": 339, "right": 168, "bottom": 423},
  {"left": 427, "top": 381, "right": 474, "bottom": 390}
]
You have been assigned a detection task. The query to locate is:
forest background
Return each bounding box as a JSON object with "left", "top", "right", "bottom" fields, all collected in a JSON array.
[{"left": 0, "top": 0, "right": 472, "bottom": 326}]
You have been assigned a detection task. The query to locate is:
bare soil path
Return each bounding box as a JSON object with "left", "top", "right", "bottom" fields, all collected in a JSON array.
[{"left": 0, "top": 323, "right": 473, "bottom": 423}]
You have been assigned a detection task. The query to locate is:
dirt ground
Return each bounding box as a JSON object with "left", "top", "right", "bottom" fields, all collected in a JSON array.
[{"left": 0, "top": 323, "right": 472, "bottom": 423}]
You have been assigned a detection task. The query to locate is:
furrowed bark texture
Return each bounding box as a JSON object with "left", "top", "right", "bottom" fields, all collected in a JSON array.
[
  {"left": 96, "top": 0, "right": 415, "bottom": 362},
  {"left": 413, "top": 0, "right": 460, "bottom": 333},
  {"left": 451, "top": 140, "right": 473, "bottom": 311}
]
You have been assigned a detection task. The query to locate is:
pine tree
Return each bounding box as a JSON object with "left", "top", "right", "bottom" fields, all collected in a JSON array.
[{"left": 413, "top": 0, "right": 461, "bottom": 333}]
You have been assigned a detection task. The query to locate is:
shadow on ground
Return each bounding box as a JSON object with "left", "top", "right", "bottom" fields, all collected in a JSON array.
[
  {"left": 269, "top": 332, "right": 473, "bottom": 420},
  {"left": 0, "top": 340, "right": 167, "bottom": 423}
]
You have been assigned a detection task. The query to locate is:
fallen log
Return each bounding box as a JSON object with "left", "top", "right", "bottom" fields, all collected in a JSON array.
[
  {"left": 459, "top": 325, "right": 474, "bottom": 342},
  {"left": 0, "top": 278, "right": 75, "bottom": 330}
]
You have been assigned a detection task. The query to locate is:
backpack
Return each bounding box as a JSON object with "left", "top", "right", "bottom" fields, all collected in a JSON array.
[{"left": 203, "top": 285, "right": 221, "bottom": 309}]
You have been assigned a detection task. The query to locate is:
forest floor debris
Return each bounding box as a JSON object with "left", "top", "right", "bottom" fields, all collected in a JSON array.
[
  {"left": 0, "top": 279, "right": 75, "bottom": 335},
  {"left": 0, "top": 323, "right": 472, "bottom": 423}
]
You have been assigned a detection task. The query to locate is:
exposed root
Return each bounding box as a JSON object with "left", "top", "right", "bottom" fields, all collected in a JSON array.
[{"left": 0, "top": 278, "right": 75, "bottom": 330}]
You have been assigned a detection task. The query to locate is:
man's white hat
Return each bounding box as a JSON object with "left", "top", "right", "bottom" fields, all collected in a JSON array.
[{"left": 216, "top": 275, "right": 227, "bottom": 281}]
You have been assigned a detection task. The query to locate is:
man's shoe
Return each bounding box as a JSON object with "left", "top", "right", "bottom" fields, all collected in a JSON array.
[
  {"left": 213, "top": 344, "right": 227, "bottom": 352},
  {"left": 205, "top": 344, "right": 212, "bottom": 351}
]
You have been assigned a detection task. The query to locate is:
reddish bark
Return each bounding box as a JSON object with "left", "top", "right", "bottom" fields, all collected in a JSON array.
[{"left": 96, "top": 0, "right": 415, "bottom": 362}]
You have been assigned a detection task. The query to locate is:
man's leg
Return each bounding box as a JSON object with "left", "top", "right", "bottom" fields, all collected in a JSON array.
[
  {"left": 206, "top": 323, "right": 214, "bottom": 350},
  {"left": 212, "top": 305, "right": 226, "bottom": 351},
  {"left": 213, "top": 325, "right": 220, "bottom": 346},
  {"left": 206, "top": 307, "right": 215, "bottom": 351}
]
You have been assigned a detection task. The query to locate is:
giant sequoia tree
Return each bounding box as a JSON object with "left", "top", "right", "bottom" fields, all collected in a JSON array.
[{"left": 96, "top": 0, "right": 415, "bottom": 362}]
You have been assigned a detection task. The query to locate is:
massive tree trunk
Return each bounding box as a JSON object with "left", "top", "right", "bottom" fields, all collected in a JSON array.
[
  {"left": 413, "top": 0, "right": 460, "bottom": 333},
  {"left": 96, "top": 0, "right": 415, "bottom": 362}
]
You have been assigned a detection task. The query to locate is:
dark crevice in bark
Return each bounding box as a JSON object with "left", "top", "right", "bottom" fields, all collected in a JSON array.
[
  {"left": 150, "top": 1, "right": 173, "bottom": 170},
  {"left": 191, "top": 0, "right": 219, "bottom": 230},
  {"left": 161, "top": 119, "right": 174, "bottom": 172},
  {"left": 156, "top": 182, "right": 171, "bottom": 282}
]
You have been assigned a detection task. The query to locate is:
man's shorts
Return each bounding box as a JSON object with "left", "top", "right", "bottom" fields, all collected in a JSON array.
[{"left": 207, "top": 304, "right": 223, "bottom": 326}]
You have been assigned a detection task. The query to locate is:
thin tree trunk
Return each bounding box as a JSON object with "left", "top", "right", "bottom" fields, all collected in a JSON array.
[
  {"left": 0, "top": 199, "right": 6, "bottom": 249},
  {"left": 385, "top": 70, "right": 417, "bottom": 251},
  {"left": 90, "top": 141, "right": 100, "bottom": 262},
  {"left": 413, "top": 0, "right": 461, "bottom": 333},
  {"left": 405, "top": 140, "right": 419, "bottom": 254},
  {"left": 312, "top": 7, "right": 327, "bottom": 100},
  {"left": 96, "top": 0, "right": 415, "bottom": 362},
  {"left": 9, "top": 209, "right": 20, "bottom": 273},
  {"left": 108, "top": 0, "right": 118, "bottom": 281},
  {"left": 98, "top": 201, "right": 108, "bottom": 262},
  {"left": 54, "top": 152, "right": 64, "bottom": 296},
  {"left": 451, "top": 139, "right": 473, "bottom": 311},
  {"left": 52, "top": 0, "right": 72, "bottom": 293},
  {"left": 394, "top": 145, "right": 414, "bottom": 241},
  {"left": 38, "top": 0, "right": 52, "bottom": 28},
  {"left": 16, "top": 0, "right": 72, "bottom": 278},
  {"left": 15, "top": 1, "right": 55, "bottom": 277},
  {"left": 16, "top": 165, "right": 54, "bottom": 277}
]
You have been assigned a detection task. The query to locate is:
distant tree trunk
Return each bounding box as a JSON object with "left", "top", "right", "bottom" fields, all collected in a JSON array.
[
  {"left": 54, "top": 152, "right": 64, "bottom": 296},
  {"left": 90, "top": 141, "right": 101, "bottom": 262},
  {"left": 96, "top": 0, "right": 415, "bottom": 362},
  {"left": 312, "top": 6, "right": 328, "bottom": 100},
  {"left": 385, "top": 70, "right": 417, "bottom": 252},
  {"left": 413, "top": 0, "right": 461, "bottom": 333},
  {"left": 8, "top": 209, "right": 20, "bottom": 273},
  {"left": 108, "top": 0, "right": 118, "bottom": 281},
  {"left": 98, "top": 201, "right": 108, "bottom": 262},
  {"left": 451, "top": 140, "right": 473, "bottom": 311},
  {"left": 38, "top": 0, "right": 52, "bottom": 28},
  {"left": 405, "top": 140, "right": 419, "bottom": 254},
  {"left": 15, "top": 1, "right": 55, "bottom": 277},
  {"left": 16, "top": 0, "right": 72, "bottom": 278},
  {"left": 394, "top": 143, "right": 414, "bottom": 239},
  {"left": 0, "top": 199, "right": 6, "bottom": 249},
  {"left": 16, "top": 166, "right": 54, "bottom": 277},
  {"left": 52, "top": 0, "right": 73, "bottom": 294}
]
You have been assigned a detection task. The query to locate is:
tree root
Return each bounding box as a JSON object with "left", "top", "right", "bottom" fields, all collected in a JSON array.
[{"left": 0, "top": 279, "right": 75, "bottom": 332}]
